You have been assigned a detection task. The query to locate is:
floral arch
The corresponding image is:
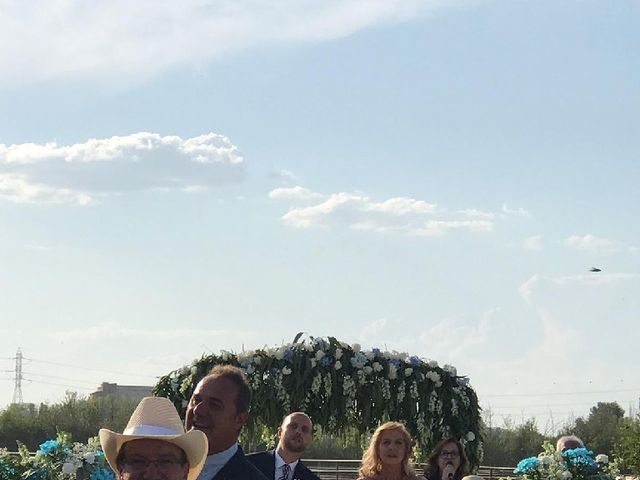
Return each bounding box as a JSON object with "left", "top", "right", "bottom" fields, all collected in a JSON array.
[{"left": 153, "top": 335, "right": 483, "bottom": 467}]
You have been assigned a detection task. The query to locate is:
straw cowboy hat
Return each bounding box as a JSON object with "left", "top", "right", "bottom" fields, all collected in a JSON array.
[{"left": 99, "top": 396, "right": 208, "bottom": 480}]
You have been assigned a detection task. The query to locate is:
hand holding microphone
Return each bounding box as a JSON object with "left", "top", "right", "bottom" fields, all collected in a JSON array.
[{"left": 442, "top": 462, "right": 456, "bottom": 480}]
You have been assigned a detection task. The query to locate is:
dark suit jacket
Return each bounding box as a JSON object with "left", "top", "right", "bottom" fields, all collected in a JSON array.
[
  {"left": 204, "top": 446, "right": 268, "bottom": 480},
  {"left": 246, "top": 450, "right": 320, "bottom": 480}
]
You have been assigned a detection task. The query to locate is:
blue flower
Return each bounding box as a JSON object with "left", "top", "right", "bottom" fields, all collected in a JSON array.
[
  {"left": 38, "top": 439, "right": 61, "bottom": 455},
  {"left": 372, "top": 348, "right": 382, "bottom": 358},
  {"left": 514, "top": 457, "right": 540, "bottom": 474},
  {"left": 90, "top": 468, "right": 116, "bottom": 480},
  {"left": 388, "top": 358, "right": 401, "bottom": 368},
  {"left": 319, "top": 356, "right": 333, "bottom": 367},
  {"left": 283, "top": 349, "right": 294, "bottom": 362},
  {"left": 409, "top": 355, "right": 422, "bottom": 366}
]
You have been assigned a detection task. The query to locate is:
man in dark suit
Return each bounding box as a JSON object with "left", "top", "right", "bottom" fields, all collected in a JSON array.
[
  {"left": 185, "top": 365, "right": 268, "bottom": 480},
  {"left": 247, "top": 412, "right": 320, "bottom": 480}
]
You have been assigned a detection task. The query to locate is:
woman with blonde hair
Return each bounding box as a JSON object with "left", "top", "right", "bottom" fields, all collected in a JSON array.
[{"left": 358, "top": 421, "right": 426, "bottom": 480}]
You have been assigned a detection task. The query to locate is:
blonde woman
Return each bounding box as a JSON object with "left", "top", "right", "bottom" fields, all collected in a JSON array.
[{"left": 358, "top": 422, "right": 426, "bottom": 480}]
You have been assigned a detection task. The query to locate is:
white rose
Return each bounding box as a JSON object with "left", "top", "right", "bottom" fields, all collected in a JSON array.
[
  {"left": 466, "top": 431, "right": 475, "bottom": 441},
  {"left": 282, "top": 367, "right": 292, "bottom": 375},
  {"left": 62, "top": 462, "right": 77, "bottom": 475},
  {"left": 363, "top": 366, "right": 373, "bottom": 374},
  {"left": 275, "top": 349, "right": 285, "bottom": 360},
  {"left": 404, "top": 368, "right": 413, "bottom": 376},
  {"left": 428, "top": 360, "right": 438, "bottom": 368},
  {"left": 315, "top": 350, "right": 325, "bottom": 360},
  {"left": 373, "top": 362, "right": 383, "bottom": 372},
  {"left": 365, "top": 351, "right": 375, "bottom": 360},
  {"left": 388, "top": 365, "right": 398, "bottom": 380},
  {"left": 310, "top": 359, "right": 317, "bottom": 368},
  {"left": 562, "top": 471, "right": 572, "bottom": 479},
  {"left": 83, "top": 453, "right": 96, "bottom": 464},
  {"left": 352, "top": 343, "right": 361, "bottom": 352},
  {"left": 335, "top": 348, "right": 343, "bottom": 359},
  {"left": 334, "top": 361, "right": 342, "bottom": 370},
  {"left": 253, "top": 356, "right": 262, "bottom": 365},
  {"left": 596, "top": 454, "right": 609, "bottom": 464}
]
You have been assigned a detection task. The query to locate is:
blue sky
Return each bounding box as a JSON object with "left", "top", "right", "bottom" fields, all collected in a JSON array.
[{"left": 1, "top": 0, "right": 639, "bottom": 434}]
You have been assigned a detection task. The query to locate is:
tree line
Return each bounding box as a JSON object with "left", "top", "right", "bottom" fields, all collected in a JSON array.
[{"left": 1, "top": 394, "right": 639, "bottom": 474}]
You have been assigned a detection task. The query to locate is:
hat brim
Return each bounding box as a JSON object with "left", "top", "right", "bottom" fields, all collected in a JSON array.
[{"left": 99, "top": 428, "right": 208, "bottom": 480}]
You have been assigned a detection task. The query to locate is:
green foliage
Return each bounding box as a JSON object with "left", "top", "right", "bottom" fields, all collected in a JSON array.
[
  {"left": 613, "top": 417, "right": 640, "bottom": 475},
  {"left": 563, "top": 402, "right": 624, "bottom": 456},
  {"left": 0, "top": 394, "right": 138, "bottom": 451},
  {"left": 154, "top": 335, "right": 484, "bottom": 468},
  {"left": 483, "top": 420, "right": 549, "bottom": 467}
]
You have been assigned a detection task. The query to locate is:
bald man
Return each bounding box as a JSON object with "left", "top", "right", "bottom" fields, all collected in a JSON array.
[{"left": 247, "top": 412, "right": 320, "bottom": 480}]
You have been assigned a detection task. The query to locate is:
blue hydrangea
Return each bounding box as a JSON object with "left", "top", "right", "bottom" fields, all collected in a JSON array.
[
  {"left": 514, "top": 456, "right": 540, "bottom": 474},
  {"left": 283, "top": 349, "right": 294, "bottom": 362},
  {"left": 90, "top": 468, "right": 116, "bottom": 480},
  {"left": 38, "top": 439, "right": 61, "bottom": 455},
  {"left": 388, "top": 358, "right": 401, "bottom": 368},
  {"left": 409, "top": 355, "right": 422, "bottom": 366},
  {"left": 372, "top": 348, "right": 382, "bottom": 358},
  {"left": 0, "top": 461, "right": 15, "bottom": 478},
  {"left": 319, "top": 356, "right": 333, "bottom": 367},
  {"left": 562, "top": 448, "right": 598, "bottom": 472}
]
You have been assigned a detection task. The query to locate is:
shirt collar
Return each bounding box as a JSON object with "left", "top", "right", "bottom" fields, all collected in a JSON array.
[{"left": 275, "top": 450, "right": 299, "bottom": 471}]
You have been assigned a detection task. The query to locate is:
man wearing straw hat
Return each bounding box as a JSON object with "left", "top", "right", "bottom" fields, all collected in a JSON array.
[
  {"left": 185, "top": 364, "right": 267, "bottom": 480},
  {"left": 100, "top": 396, "right": 208, "bottom": 480}
]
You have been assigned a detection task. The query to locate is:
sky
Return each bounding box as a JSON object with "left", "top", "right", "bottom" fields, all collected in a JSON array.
[{"left": 1, "top": 0, "right": 639, "bottom": 436}]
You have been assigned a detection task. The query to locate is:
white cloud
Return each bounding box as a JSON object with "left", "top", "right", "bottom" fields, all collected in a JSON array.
[
  {"left": 523, "top": 235, "right": 543, "bottom": 251},
  {"left": 270, "top": 186, "right": 502, "bottom": 237},
  {"left": 268, "top": 186, "right": 324, "bottom": 201},
  {"left": 1, "top": 0, "right": 465, "bottom": 86},
  {"left": 0, "top": 132, "right": 244, "bottom": 205},
  {"left": 458, "top": 208, "right": 495, "bottom": 219},
  {"left": 565, "top": 234, "right": 619, "bottom": 254},
  {"left": 502, "top": 203, "right": 530, "bottom": 217}
]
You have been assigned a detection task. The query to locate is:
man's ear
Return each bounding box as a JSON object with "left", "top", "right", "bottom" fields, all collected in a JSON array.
[{"left": 235, "top": 410, "right": 249, "bottom": 429}]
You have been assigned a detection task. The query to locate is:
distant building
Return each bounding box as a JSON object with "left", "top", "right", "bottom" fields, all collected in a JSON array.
[{"left": 90, "top": 382, "right": 153, "bottom": 400}]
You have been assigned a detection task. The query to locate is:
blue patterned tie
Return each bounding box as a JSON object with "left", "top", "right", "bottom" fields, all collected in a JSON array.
[{"left": 279, "top": 463, "right": 291, "bottom": 480}]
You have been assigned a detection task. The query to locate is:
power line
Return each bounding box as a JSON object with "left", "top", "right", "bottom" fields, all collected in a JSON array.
[
  {"left": 24, "top": 357, "right": 158, "bottom": 379},
  {"left": 481, "top": 387, "right": 640, "bottom": 397},
  {"left": 22, "top": 372, "right": 99, "bottom": 387}
]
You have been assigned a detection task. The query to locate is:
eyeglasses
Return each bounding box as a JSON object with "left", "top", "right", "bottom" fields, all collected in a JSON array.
[
  {"left": 123, "top": 458, "right": 185, "bottom": 472},
  {"left": 439, "top": 450, "right": 460, "bottom": 458}
]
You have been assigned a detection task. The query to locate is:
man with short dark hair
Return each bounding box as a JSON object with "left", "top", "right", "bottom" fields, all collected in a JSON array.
[
  {"left": 247, "top": 412, "right": 320, "bottom": 480},
  {"left": 186, "top": 365, "right": 267, "bottom": 480}
]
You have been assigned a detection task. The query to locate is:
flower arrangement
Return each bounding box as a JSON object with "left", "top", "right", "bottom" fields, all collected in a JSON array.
[
  {"left": 153, "top": 334, "right": 483, "bottom": 467},
  {"left": 0, "top": 433, "right": 114, "bottom": 480},
  {"left": 512, "top": 442, "right": 617, "bottom": 480}
]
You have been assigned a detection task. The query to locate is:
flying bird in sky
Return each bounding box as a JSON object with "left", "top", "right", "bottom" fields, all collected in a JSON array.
[{"left": 590, "top": 267, "right": 602, "bottom": 272}]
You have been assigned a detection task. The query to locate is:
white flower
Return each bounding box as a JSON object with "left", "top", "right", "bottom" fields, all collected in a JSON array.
[
  {"left": 596, "top": 454, "right": 609, "bottom": 464},
  {"left": 245, "top": 365, "right": 255, "bottom": 375},
  {"left": 404, "top": 368, "right": 413, "bottom": 377},
  {"left": 443, "top": 364, "right": 457, "bottom": 377},
  {"left": 310, "top": 358, "right": 317, "bottom": 368},
  {"left": 388, "top": 365, "right": 398, "bottom": 380},
  {"left": 363, "top": 366, "right": 373, "bottom": 374},
  {"left": 315, "top": 350, "right": 325, "bottom": 360},
  {"left": 466, "top": 431, "right": 475, "bottom": 441},
  {"left": 562, "top": 471, "right": 572, "bottom": 479},
  {"left": 83, "top": 452, "right": 96, "bottom": 464},
  {"left": 62, "top": 462, "right": 77, "bottom": 475},
  {"left": 373, "top": 362, "right": 383, "bottom": 372},
  {"left": 427, "top": 360, "right": 438, "bottom": 368},
  {"left": 352, "top": 343, "right": 361, "bottom": 352},
  {"left": 282, "top": 366, "right": 292, "bottom": 375},
  {"left": 253, "top": 356, "right": 262, "bottom": 365},
  {"left": 275, "top": 348, "right": 285, "bottom": 360},
  {"left": 365, "top": 351, "right": 375, "bottom": 360},
  {"left": 335, "top": 348, "right": 343, "bottom": 359},
  {"left": 190, "top": 366, "right": 198, "bottom": 374},
  {"left": 334, "top": 361, "right": 342, "bottom": 370},
  {"left": 539, "top": 455, "right": 553, "bottom": 465}
]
